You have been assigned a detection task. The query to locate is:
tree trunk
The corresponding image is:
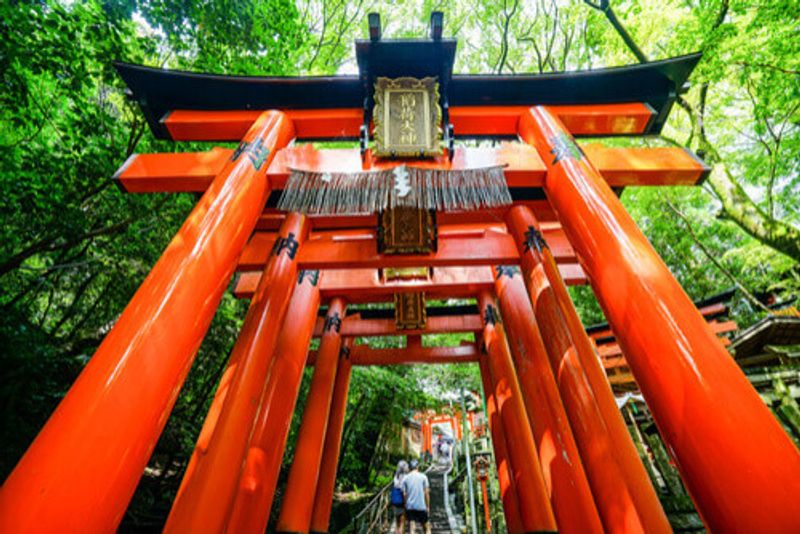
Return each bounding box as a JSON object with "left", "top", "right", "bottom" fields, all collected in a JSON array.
[
  {"left": 584, "top": 0, "right": 800, "bottom": 264},
  {"left": 706, "top": 164, "right": 800, "bottom": 263}
]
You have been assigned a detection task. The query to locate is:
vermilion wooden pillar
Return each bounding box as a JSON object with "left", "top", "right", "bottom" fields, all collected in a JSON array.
[
  {"left": 422, "top": 419, "right": 431, "bottom": 456},
  {"left": 479, "top": 476, "right": 492, "bottom": 534},
  {"left": 225, "top": 269, "right": 322, "bottom": 534},
  {"left": 0, "top": 111, "right": 294, "bottom": 533},
  {"left": 310, "top": 338, "right": 354, "bottom": 534},
  {"left": 425, "top": 419, "right": 433, "bottom": 455},
  {"left": 478, "top": 291, "right": 557, "bottom": 533},
  {"left": 165, "top": 213, "right": 309, "bottom": 533},
  {"left": 521, "top": 105, "right": 800, "bottom": 532},
  {"left": 493, "top": 266, "right": 602, "bottom": 534},
  {"left": 506, "top": 204, "right": 667, "bottom": 533},
  {"left": 180, "top": 329, "right": 250, "bottom": 501},
  {"left": 478, "top": 356, "right": 524, "bottom": 534},
  {"left": 276, "top": 298, "right": 347, "bottom": 533}
]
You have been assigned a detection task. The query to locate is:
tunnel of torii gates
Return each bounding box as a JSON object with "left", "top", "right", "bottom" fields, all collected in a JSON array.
[{"left": 2, "top": 14, "right": 800, "bottom": 534}]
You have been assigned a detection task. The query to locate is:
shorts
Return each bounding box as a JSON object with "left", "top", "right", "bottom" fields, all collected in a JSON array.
[
  {"left": 406, "top": 509, "right": 429, "bottom": 524},
  {"left": 392, "top": 505, "right": 405, "bottom": 517}
]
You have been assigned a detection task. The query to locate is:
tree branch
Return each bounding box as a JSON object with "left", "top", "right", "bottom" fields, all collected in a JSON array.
[
  {"left": 734, "top": 61, "right": 800, "bottom": 75},
  {"left": 0, "top": 217, "right": 135, "bottom": 278},
  {"left": 582, "top": 0, "right": 648, "bottom": 63},
  {"left": 495, "top": 0, "right": 519, "bottom": 74},
  {"left": 663, "top": 196, "right": 771, "bottom": 312},
  {"left": 50, "top": 271, "right": 100, "bottom": 337},
  {"left": 704, "top": 163, "right": 800, "bottom": 263}
]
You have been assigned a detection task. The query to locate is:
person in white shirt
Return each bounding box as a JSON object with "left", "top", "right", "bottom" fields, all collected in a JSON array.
[{"left": 402, "top": 460, "right": 431, "bottom": 534}]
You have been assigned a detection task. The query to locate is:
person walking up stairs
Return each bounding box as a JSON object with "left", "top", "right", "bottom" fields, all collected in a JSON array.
[{"left": 402, "top": 460, "right": 431, "bottom": 534}]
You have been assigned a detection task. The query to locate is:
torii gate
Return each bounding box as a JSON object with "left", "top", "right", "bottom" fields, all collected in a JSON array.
[{"left": 2, "top": 13, "right": 799, "bottom": 534}]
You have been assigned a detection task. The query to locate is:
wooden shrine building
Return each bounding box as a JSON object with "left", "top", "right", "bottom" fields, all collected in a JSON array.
[{"left": 1, "top": 12, "right": 799, "bottom": 534}]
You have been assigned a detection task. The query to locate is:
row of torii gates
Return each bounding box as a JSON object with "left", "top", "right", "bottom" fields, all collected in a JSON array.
[{"left": 1, "top": 20, "right": 799, "bottom": 534}]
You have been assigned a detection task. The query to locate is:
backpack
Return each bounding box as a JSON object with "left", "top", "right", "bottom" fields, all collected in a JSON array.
[{"left": 390, "top": 485, "right": 404, "bottom": 506}]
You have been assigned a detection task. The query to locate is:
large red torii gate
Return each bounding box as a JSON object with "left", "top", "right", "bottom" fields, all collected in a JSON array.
[{"left": 1, "top": 14, "right": 798, "bottom": 534}]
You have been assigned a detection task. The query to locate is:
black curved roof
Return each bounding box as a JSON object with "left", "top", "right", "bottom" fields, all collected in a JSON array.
[{"left": 115, "top": 51, "right": 700, "bottom": 140}]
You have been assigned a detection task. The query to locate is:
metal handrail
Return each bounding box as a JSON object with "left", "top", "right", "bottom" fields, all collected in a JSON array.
[
  {"left": 442, "top": 461, "right": 461, "bottom": 531},
  {"left": 349, "top": 460, "right": 433, "bottom": 534},
  {"left": 351, "top": 481, "right": 393, "bottom": 534}
]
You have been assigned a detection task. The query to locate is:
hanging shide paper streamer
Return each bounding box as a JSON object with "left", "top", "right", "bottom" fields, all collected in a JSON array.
[{"left": 277, "top": 165, "right": 511, "bottom": 214}]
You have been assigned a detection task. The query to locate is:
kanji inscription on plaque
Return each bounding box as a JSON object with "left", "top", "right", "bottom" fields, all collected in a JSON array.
[{"left": 373, "top": 77, "right": 441, "bottom": 157}]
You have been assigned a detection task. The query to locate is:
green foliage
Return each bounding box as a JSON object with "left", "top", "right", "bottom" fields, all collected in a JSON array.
[
  {"left": 0, "top": 0, "right": 304, "bottom": 527},
  {"left": 136, "top": 0, "right": 307, "bottom": 74},
  {"left": 334, "top": 365, "right": 425, "bottom": 486},
  {"left": 0, "top": 0, "right": 195, "bottom": 479}
]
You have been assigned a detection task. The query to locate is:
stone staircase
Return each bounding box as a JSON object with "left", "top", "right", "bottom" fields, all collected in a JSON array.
[{"left": 427, "top": 466, "right": 458, "bottom": 533}]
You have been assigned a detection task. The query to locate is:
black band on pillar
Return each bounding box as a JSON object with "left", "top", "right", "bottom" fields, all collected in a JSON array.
[
  {"left": 324, "top": 312, "right": 342, "bottom": 333},
  {"left": 522, "top": 226, "right": 548, "bottom": 254},
  {"left": 483, "top": 304, "right": 501, "bottom": 326},
  {"left": 495, "top": 265, "right": 520, "bottom": 279},
  {"left": 271, "top": 232, "right": 299, "bottom": 259},
  {"left": 298, "top": 269, "right": 320, "bottom": 286}
]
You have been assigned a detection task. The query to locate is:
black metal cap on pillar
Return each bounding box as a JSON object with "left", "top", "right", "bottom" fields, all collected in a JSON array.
[
  {"left": 430, "top": 11, "right": 443, "bottom": 40},
  {"left": 368, "top": 12, "right": 381, "bottom": 42}
]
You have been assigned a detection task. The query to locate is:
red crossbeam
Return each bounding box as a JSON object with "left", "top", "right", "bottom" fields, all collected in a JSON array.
[
  {"left": 310, "top": 314, "right": 483, "bottom": 337},
  {"left": 233, "top": 263, "right": 586, "bottom": 300},
  {"left": 307, "top": 344, "right": 480, "bottom": 366},
  {"left": 260, "top": 266, "right": 494, "bottom": 301},
  {"left": 237, "top": 225, "right": 576, "bottom": 271},
  {"left": 234, "top": 268, "right": 488, "bottom": 300},
  {"left": 161, "top": 103, "right": 654, "bottom": 141},
  {"left": 115, "top": 144, "right": 707, "bottom": 193},
  {"left": 266, "top": 143, "right": 543, "bottom": 189}
]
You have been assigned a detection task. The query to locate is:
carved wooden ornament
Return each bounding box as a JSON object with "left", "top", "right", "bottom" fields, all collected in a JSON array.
[{"left": 379, "top": 207, "right": 436, "bottom": 254}]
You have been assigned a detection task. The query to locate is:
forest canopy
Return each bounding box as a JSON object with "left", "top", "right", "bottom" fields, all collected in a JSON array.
[{"left": 1, "top": 0, "right": 798, "bottom": 528}]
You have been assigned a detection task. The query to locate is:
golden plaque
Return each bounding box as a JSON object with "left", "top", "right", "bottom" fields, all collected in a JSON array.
[
  {"left": 373, "top": 77, "right": 442, "bottom": 157},
  {"left": 383, "top": 267, "right": 430, "bottom": 282}
]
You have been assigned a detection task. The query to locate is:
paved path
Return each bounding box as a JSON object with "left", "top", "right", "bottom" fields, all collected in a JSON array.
[{"left": 427, "top": 465, "right": 455, "bottom": 533}]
